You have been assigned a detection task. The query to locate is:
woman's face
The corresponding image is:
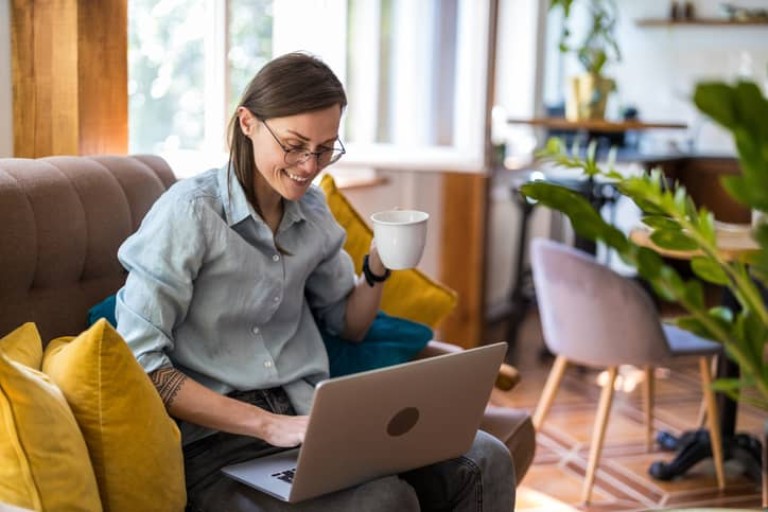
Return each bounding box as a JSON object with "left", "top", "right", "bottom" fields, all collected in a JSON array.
[{"left": 239, "top": 105, "right": 343, "bottom": 202}]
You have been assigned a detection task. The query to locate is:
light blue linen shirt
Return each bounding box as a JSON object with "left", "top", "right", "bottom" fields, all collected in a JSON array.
[{"left": 115, "top": 165, "right": 356, "bottom": 443}]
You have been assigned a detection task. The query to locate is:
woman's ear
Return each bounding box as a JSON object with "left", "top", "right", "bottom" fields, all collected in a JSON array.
[{"left": 237, "top": 107, "right": 256, "bottom": 136}]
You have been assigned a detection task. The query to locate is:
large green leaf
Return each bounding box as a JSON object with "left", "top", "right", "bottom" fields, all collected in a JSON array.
[
  {"left": 735, "top": 309, "right": 768, "bottom": 363},
  {"left": 649, "top": 229, "right": 699, "bottom": 251},
  {"left": 690, "top": 256, "right": 729, "bottom": 285},
  {"left": 675, "top": 315, "right": 720, "bottom": 341},
  {"left": 693, "top": 82, "right": 737, "bottom": 129},
  {"left": 642, "top": 215, "right": 680, "bottom": 230},
  {"left": 695, "top": 81, "right": 768, "bottom": 212},
  {"left": 520, "top": 181, "right": 629, "bottom": 254},
  {"left": 682, "top": 280, "right": 706, "bottom": 309},
  {"left": 633, "top": 246, "right": 664, "bottom": 280},
  {"left": 710, "top": 378, "right": 745, "bottom": 393}
]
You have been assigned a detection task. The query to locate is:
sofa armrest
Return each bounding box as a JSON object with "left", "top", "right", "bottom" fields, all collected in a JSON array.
[{"left": 416, "top": 341, "right": 521, "bottom": 391}]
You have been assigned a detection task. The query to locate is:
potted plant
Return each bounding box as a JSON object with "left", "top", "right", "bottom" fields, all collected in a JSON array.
[
  {"left": 550, "top": 0, "right": 622, "bottom": 120},
  {"left": 521, "top": 79, "right": 768, "bottom": 409}
]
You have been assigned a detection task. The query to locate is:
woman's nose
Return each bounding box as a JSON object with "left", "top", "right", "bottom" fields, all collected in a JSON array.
[{"left": 298, "top": 155, "right": 319, "bottom": 173}]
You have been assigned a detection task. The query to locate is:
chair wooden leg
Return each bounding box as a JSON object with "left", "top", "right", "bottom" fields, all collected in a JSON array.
[
  {"left": 582, "top": 366, "right": 617, "bottom": 505},
  {"left": 696, "top": 355, "right": 718, "bottom": 428},
  {"left": 695, "top": 395, "right": 707, "bottom": 428},
  {"left": 699, "top": 356, "right": 726, "bottom": 490},
  {"left": 533, "top": 355, "right": 568, "bottom": 430},
  {"left": 644, "top": 366, "right": 654, "bottom": 452}
]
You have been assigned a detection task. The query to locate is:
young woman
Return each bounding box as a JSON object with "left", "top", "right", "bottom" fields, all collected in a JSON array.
[{"left": 116, "top": 52, "right": 515, "bottom": 511}]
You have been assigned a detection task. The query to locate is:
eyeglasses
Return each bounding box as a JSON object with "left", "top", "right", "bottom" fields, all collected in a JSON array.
[{"left": 261, "top": 120, "right": 345, "bottom": 168}]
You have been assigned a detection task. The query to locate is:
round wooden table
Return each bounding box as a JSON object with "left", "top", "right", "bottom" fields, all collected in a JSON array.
[{"left": 629, "top": 223, "right": 759, "bottom": 261}]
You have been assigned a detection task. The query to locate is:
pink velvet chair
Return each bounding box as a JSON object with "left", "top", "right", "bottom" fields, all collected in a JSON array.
[{"left": 529, "top": 238, "right": 725, "bottom": 504}]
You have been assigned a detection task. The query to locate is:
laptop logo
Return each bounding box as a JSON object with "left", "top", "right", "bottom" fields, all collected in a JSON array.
[{"left": 387, "top": 407, "right": 420, "bottom": 436}]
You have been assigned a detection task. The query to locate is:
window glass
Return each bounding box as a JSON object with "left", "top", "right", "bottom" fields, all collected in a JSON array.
[
  {"left": 228, "top": 0, "right": 273, "bottom": 115},
  {"left": 128, "top": 0, "right": 206, "bottom": 154}
]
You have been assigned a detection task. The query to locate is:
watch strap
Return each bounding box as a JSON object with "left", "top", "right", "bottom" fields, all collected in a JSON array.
[{"left": 362, "top": 254, "right": 391, "bottom": 287}]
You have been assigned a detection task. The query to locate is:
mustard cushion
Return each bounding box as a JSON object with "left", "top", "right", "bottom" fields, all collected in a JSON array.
[
  {"left": 42, "top": 319, "right": 186, "bottom": 512},
  {"left": 0, "top": 351, "right": 102, "bottom": 511},
  {"left": 0, "top": 323, "right": 43, "bottom": 370},
  {"left": 319, "top": 174, "right": 457, "bottom": 328}
]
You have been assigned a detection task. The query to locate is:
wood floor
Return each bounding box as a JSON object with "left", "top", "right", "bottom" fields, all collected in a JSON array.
[{"left": 488, "top": 308, "right": 765, "bottom": 511}]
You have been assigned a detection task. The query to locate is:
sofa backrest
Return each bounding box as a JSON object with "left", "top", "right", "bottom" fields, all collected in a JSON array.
[{"left": 0, "top": 155, "right": 176, "bottom": 344}]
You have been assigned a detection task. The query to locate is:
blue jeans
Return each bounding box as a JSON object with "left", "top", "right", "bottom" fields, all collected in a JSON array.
[{"left": 184, "top": 388, "right": 515, "bottom": 512}]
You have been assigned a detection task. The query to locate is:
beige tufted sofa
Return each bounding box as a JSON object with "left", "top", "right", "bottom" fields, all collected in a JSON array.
[{"left": 0, "top": 155, "right": 534, "bottom": 491}]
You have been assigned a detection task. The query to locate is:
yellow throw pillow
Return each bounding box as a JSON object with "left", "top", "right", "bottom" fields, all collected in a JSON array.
[
  {"left": 0, "top": 323, "right": 43, "bottom": 370},
  {"left": 42, "top": 319, "right": 186, "bottom": 512},
  {"left": 319, "top": 174, "right": 458, "bottom": 328},
  {"left": 0, "top": 351, "right": 102, "bottom": 511}
]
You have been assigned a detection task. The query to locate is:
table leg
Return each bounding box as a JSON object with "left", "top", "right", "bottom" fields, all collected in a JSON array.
[
  {"left": 648, "top": 291, "right": 764, "bottom": 483},
  {"left": 649, "top": 357, "right": 763, "bottom": 482}
]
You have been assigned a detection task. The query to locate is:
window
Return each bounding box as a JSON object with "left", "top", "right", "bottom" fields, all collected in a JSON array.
[{"left": 129, "top": 0, "right": 490, "bottom": 176}]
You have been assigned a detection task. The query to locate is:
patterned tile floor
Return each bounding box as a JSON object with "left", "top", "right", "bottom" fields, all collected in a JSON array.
[{"left": 490, "top": 309, "right": 765, "bottom": 512}]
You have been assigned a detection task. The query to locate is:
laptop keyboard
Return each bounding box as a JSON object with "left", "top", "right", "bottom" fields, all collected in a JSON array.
[{"left": 271, "top": 468, "right": 296, "bottom": 484}]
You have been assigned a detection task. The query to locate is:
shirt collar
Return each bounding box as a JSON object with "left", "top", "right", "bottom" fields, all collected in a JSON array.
[
  {"left": 219, "top": 164, "right": 307, "bottom": 229},
  {"left": 280, "top": 197, "right": 305, "bottom": 229},
  {"left": 220, "top": 165, "right": 253, "bottom": 227}
]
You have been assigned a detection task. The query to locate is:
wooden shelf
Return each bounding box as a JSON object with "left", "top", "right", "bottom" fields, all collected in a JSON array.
[
  {"left": 506, "top": 117, "right": 687, "bottom": 133},
  {"left": 636, "top": 18, "right": 768, "bottom": 27}
]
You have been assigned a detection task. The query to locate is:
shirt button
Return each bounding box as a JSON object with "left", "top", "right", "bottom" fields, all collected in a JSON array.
[
  {"left": 273, "top": 296, "right": 280, "bottom": 303},
  {"left": 264, "top": 361, "right": 273, "bottom": 368},
  {"left": 251, "top": 326, "right": 260, "bottom": 335},
  {"left": 272, "top": 254, "right": 280, "bottom": 262}
]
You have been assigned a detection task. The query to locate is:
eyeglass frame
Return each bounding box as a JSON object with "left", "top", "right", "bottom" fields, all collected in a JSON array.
[{"left": 260, "top": 119, "right": 346, "bottom": 168}]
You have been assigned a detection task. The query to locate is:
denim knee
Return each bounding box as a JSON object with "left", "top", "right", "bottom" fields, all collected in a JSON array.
[
  {"left": 466, "top": 430, "right": 516, "bottom": 511},
  {"left": 340, "top": 475, "right": 420, "bottom": 511},
  {"left": 400, "top": 430, "right": 515, "bottom": 512}
]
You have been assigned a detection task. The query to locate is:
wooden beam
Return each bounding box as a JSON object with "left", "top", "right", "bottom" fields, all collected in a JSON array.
[
  {"left": 11, "top": 0, "right": 127, "bottom": 157},
  {"left": 439, "top": 172, "right": 490, "bottom": 349},
  {"left": 437, "top": 0, "right": 499, "bottom": 349}
]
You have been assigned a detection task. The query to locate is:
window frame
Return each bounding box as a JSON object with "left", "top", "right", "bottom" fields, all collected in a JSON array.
[{"left": 130, "top": 0, "right": 492, "bottom": 177}]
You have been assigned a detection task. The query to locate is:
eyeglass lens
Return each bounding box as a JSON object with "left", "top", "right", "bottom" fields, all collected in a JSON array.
[{"left": 285, "top": 148, "right": 344, "bottom": 167}]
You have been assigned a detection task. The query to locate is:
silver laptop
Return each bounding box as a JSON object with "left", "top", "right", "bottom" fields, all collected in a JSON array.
[{"left": 221, "top": 341, "right": 507, "bottom": 503}]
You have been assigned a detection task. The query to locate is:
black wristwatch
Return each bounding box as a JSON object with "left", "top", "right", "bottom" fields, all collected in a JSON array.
[{"left": 362, "top": 254, "right": 391, "bottom": 287}]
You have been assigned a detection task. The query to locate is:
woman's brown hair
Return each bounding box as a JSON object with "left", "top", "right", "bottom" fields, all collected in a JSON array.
[{"left": 227, "top": 52, "right": 347, "bottom": 209}]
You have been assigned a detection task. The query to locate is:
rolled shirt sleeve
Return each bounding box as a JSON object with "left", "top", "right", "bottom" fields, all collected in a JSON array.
[{"left": 116, "top": 193, "right": 205, "bottom": 374}]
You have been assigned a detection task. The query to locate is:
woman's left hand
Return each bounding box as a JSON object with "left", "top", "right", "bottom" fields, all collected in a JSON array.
[{"left": 367, "top": 241, "right": 387, "bottom": 275}]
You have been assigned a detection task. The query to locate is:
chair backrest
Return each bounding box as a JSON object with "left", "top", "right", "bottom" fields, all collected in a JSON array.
[
  {"left": 530, "top": 238, "right": 672, "bottom": 367},
  {"left": 0, "top": 155, "right": 175, "bottom": 344}
]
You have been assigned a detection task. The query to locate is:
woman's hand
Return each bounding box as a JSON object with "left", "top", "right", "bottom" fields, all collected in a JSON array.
[
  {"left": 258, "top": 412, "right": 309, "bottom": 447},
  {"left": 158, "top": 373, "right": 310, "bottom": 447},
  {"left": 366, "top": 240, "right": 388, "bottom": 276}
]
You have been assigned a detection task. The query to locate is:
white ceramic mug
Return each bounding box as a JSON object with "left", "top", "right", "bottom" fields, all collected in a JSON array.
[{"left": 370, "top": 210, "right": 429, "bottom": 270}]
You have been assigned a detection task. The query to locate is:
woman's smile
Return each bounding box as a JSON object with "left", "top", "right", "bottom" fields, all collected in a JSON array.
[{"left": 284, "top": 170, "right": 312, "bottom": 183}]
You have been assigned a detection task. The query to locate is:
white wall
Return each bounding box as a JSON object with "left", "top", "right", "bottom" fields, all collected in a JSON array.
[
  {"left": 552, "top": 0, "right": 768, "bottom": 153},
  {"left": 0, "top": 0, "right": 12, "bottom": 157}
]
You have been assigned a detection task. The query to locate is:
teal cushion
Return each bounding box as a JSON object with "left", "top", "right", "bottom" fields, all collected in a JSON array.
[
  {"left": 88, "top": 294, "right": 117, "bottom": 327},
  {"left": 321, "top": 312, "right": 433, "bottom": 378}
]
